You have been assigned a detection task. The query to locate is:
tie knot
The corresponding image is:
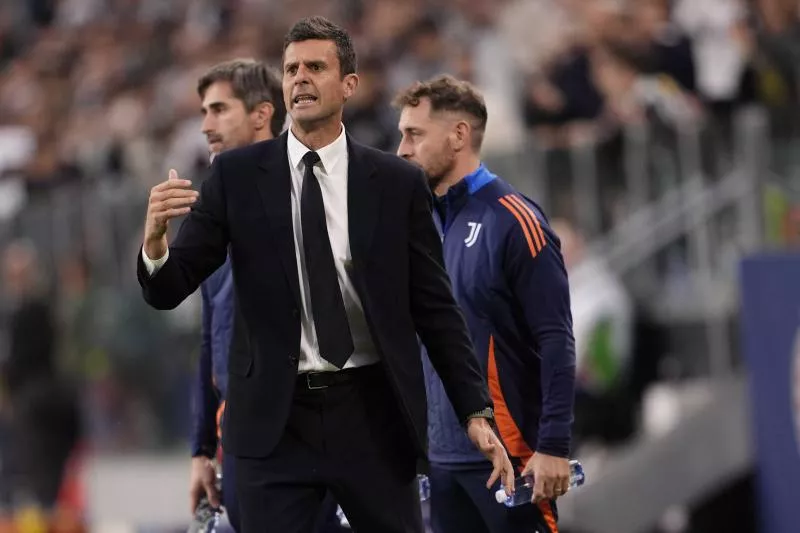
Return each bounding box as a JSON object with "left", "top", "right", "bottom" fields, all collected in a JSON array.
[{"left": 302, "top": 151, "right": 321, "bottom": 169}]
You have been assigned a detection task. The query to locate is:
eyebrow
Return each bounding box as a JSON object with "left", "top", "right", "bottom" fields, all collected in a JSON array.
[
  {"left": 201, "top": 101, "right": 228, "bottom": 113},
  {"left": 285, "top": 59, "right": 328, "bottom": 71}
]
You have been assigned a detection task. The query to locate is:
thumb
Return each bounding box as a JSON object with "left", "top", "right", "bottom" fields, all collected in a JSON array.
[
  {"left": 190, "top": 490, "right": 200, "bottom": 514},
  {"left": 169, "top": 168, "right": 179, "bottom": 181},
  {"left": 521, "top": 459, "right": 535, "bottom": 477}
]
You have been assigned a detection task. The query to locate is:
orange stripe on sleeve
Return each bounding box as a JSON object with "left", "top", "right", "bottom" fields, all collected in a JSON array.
[
  {"left": 538, "top": 500, "right": 560, "bottom": 533},
  {"left": 215, "top": 400, "right": 227, "bottom": 462},
  {"left": 506, "top": 194, "right": 546, "bottom": 252},
  {"left": 487, "top": 335, "right": 533, "bottom": 466},
  {"left": 216, "top": 400, "right": 226, "bottom": 443},
  {"left": 498, "top": 197, "right": 539, "bottom": 258}
]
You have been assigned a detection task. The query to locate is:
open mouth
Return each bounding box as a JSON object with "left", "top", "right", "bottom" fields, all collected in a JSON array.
[{"left": 293, "top": 95, "right": 318, "bottom": 106}]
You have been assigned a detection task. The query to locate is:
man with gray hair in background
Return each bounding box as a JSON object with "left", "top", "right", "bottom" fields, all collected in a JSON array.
[{"left": 187, "top": 58, "right": 285, "bottom": 532}]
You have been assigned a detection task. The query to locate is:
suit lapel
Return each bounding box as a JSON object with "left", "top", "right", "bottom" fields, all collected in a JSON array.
[
  {"left": 256, "top": 133, "right": 302, "bottom": 307},
  {"left": 347, "top": 137, "right": 380, "bottom": 291}
]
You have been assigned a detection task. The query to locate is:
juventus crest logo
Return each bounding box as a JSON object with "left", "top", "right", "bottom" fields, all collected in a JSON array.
[{"left": 464, "top": 222, "right": 482, "bottom": 247}]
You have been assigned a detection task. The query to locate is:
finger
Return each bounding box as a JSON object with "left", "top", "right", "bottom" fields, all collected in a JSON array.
[
  {"left": 150, "top": 193, "right": 197, "bottom": 210},
  {"left": 521, "top": 460, "right": 534, "bottom": 477},
  {"left": 153, "top": 179, "right": 193, "bottom": 193},
  {"left": 486, "top": 456, "right": 502, "bottom": 489},
  {"left": 158, "top": 197, "right": 198, "bottom": 210},
  {"left": 159, "top": 188, "right": 199, "bottom": 199},
  {"left": 167, "top": 169, "right": 195, "bottom": 189},
  {"left": 205, "top": 481, "right": 221, "bottom": 508},
  {"left": 154, "top": 207, "right": 192, "bottom": 223},
  {"left": 503, "top": 458, "right": 515, "bottom": 495},
  {"left": 151, "top": 187, "right": 198, "bottom": 202},
  {"left": 190, "top": 488, "right": 201, "bottom": 514},
  {"left": 560, "top": 475, "right": 571, "bottom": 495},
  {"left": 152, "top": 198, "right": 197, "bottom": 217},
  {"left": 532, "top": 471, "right": 546, "bottom": 503},
  {"left": 541, "top": 475, "right": 556, "bottom": 501}
]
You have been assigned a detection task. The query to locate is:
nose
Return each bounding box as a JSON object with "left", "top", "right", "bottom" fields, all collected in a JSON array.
[
  {"left": 396, "top": 137, "right": 412, "bottom": 159},
  {"left": 294, "top": 64, "right": 311, "bottom": 85},
  {"left": 201, "top": 113, "right": 215, "bottom": 135}
]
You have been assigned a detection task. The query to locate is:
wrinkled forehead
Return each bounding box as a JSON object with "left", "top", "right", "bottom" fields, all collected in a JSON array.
[{"left": 282, "top": 39, "right": 339, "bottom": 69}]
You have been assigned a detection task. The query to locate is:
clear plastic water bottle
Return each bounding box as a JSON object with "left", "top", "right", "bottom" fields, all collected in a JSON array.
[
  {"left": 188, "top": 472, "right": 223, "bottom": 533},
  {"left": 494, "top": 459, "right": 585, "bottom": 508},
  {"left": 336, "top": 505, "right": 350, "bottom": 528},
  {"left": 188, "top": 498, "right": 221, "bottom": 533},
  {"left": 417, "top": 474, "right": 430, "bottom": 502}
]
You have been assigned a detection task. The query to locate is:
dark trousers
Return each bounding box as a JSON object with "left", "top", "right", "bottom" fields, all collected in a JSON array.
[
  {"left": 428, "top": 463, "right": 559, "bottom": 533},
  {"left": 224, "top": 441, "right": 343, "bottom": 532},
  {"left": 234, "top": 364, "right": 424, "bottom": 533},
  {"left": 222, "top": 452, "right": 240, "bottom": 531}
]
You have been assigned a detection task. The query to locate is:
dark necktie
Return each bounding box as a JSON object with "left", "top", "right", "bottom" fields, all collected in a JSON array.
[{"left": 300, "top": 151, "right": 354, "bottom": 368}]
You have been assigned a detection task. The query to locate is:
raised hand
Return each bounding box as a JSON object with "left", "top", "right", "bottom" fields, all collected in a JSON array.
[{"left": 143, "top": 169, "right": 198, "bottom": 259}]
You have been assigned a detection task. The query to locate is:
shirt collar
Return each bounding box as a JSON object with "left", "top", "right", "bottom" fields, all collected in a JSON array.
[
  {"left": 287, "top": 124, "right": 347, "bottom": 175},
  {"left": 463, "top": 163, "right": 495, "bottom": 194},
  {"left": 438, "top": 163, "right": 495, "bottom": 202}
]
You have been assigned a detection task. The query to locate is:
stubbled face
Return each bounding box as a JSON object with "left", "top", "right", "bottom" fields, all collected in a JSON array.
[
  {"left": 282, "top": 39, "right": 356, "bottom": 129},
  {"left": 200, "top": 81, "right": 259, "bottom": 155},
  {"left": 397, "top": 98, "right": 457, "bottom": 191}
]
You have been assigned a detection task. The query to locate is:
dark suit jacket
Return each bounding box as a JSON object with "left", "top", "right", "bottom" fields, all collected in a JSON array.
[{"left": 137, "top": 133, "right": 490, "bottom": 458}]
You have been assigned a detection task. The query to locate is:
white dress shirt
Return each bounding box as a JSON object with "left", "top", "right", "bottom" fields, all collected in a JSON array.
[{"left": 142, "top": 125, "right": 380, "bottom": 373}]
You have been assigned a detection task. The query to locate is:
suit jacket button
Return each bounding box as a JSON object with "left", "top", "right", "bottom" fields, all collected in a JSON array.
[
  {"left": 289, "top": 355, "right": 298, "bottom": 365},
  {"left": 292, "top": 308, "right": 299, "bottom": 318}
]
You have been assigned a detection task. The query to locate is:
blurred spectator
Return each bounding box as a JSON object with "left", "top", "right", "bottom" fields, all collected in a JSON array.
[
  {"left": 0, "top": 240, "right": 81, "bottom": 514},
  {"left": 388, "top": 15, "right": 456, "bottom": 97},
  {"left": 523, "top": 47, "right": 604, "bottom": 141},
  {"left": 0, "top": 240, "right": 55, "bottom": 397},
  {"left": 343, "top": 55, "right": 399, "bottom": 152},
  {"left": 750, "top": 0, "right": 800, "bottom": 136},
  {"left": 551, "top": 218, "right": 635, "bottom": 448},
  {"left": 630, "top": 0, "right": 696, "bottom": 93},
  {"left": 591, "top": 41, "right": 699, "bottom": 130},
  {"left": 673, "top": 0, "right": 757, "bottom": 114},
  {"left": 5, "top": 375, "right": 81, "bottom": 511}
]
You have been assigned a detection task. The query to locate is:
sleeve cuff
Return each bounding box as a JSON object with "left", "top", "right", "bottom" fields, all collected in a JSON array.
[
  {"left": 535, "top": 439, "right": 571, "bottom": 459},
  {"left": 142, "top": 247, "right": 169, "bottom": 276},
  {"left": 463, "top": 407, "right": 495, "bottom": 425},
  {"left": 191, "top": 443, "right": 217, "bottom": 459}
]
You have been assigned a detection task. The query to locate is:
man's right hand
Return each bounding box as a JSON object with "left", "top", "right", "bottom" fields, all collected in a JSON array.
[
  {"left": 144, "top": 169, "right": 198, "bottom": 260},
  {"left": 190, "top": 456, "right": 220, "bottom": 513}
]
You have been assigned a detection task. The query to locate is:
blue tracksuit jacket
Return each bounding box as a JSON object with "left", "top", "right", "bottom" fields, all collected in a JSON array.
[
  {"left": 190, "top": 256, "right": 233, "bottom": 458},
  {"left": 422, "top": 164, "right": 576, "bottom": 465}
]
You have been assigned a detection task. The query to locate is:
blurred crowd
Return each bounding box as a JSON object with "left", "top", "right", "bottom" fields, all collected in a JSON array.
[
  {"left": 0, "top": 0, "right": 798, "bottom": 197},
  {"left": 0, "top": 0, "right": 800, "bottom": 525},
  {"left": 0, "top": 0, "right": 797, "bottom": 227}
]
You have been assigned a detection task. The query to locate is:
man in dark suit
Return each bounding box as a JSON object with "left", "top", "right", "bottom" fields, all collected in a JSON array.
[{"left": 137, "top": 16, "right": 514, "bottom": 533}]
